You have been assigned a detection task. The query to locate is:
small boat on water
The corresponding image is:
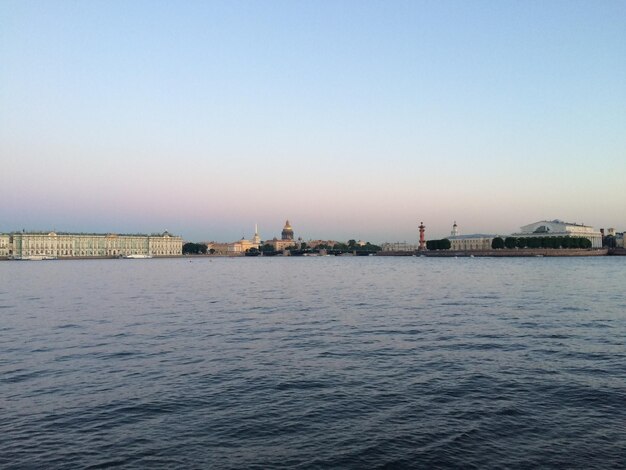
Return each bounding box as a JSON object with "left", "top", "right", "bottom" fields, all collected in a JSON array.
[
  {"left": 123, "top": 254, "right": 153, "bottom": 259},
  {"left": 17, "top": 256, "right": 57, "bottom": 261}
]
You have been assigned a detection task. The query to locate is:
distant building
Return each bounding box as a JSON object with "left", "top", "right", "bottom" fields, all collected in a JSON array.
[
  {"left": 307, "top": 240, "right": 338, "bottom": 249},
  {"left": 0, "top": 234, "right": 10, "bottom": 258},
  {"left": 381, "top": 241, "right": 418, "bottom": 252},
  {"left": 264, "top": 220, "right": 298, "bottom": 251},
  {"left": 1, "top": 230, "right": 182, "bottom": 259},
  {"left": 601, "top": 228, "right": 623, "bottom": 248},
  {"left": 449, "top": 235, "right": 496, "bottom": 251},
  {"left": 447, "top": 222, "right": 496, "bottom": 251},
  {"left": 205, "top": 242, "right": 229, "bottom": 255},
  {"left": 281, "top": 220, "right": 294, "bottom": 241},
  {"left": 227, "top": 225, "right": 261, "bottom": 254},
  {"left": 513, "top": 220, "right": 602, "bottom": 248}
]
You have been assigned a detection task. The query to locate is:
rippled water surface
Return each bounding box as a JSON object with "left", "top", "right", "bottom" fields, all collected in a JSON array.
[{"left": 1, "top": 257, "right": 625, "bottom": 469}]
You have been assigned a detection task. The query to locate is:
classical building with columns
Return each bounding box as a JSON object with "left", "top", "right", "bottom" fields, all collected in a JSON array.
[
  {"left": 1, "top": 230, "right": 182, "bottom": 259},
  {"left": 513, "top": 220, "right": 602, "bottom": 248},
  {"left": 447, "top": 222, "right": 497, "bottom": 251}
]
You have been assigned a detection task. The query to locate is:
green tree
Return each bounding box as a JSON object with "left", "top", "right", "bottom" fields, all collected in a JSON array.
[
  {"left": 428, "top": 239, "right": 451, "bottom": 250},
  {"left": 527, "top": 237, "right": 541, "bottom": 249},
  {"left": 516, "top": 237, "right": 527, "bottom": 248},
  {"left": 361, "top": 242, "right": 381, "bottom": 252},
  {"left": 260, "top": 243, "right": 275, "bottom": 253},
  {"left": 504, "top": 237, "right": 517, "bottom": 249},
  {"left": 182, "top": 242, "right": 208, "bottom": 254},
  {"left": 492, "top": 237, "right": 505, "bottom": 249}
]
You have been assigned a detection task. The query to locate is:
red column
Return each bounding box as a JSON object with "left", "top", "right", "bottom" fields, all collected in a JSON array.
[{"left": 419, "top": 222, "right": 426, "bottom": 251}]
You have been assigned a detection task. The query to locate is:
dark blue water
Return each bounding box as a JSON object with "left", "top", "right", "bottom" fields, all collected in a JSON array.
[{"left": 1, "top": 257, "right": 625, "bottom": 469}]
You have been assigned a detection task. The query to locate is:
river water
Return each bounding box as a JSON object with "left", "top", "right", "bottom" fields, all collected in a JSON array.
[{"left": 1, "top": 257, "right": 625, "bottom": 468}]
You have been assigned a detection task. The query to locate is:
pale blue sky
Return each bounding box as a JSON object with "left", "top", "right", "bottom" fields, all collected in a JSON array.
[{"left": 1, "top": 1, "right": 625, "bottom": 241}]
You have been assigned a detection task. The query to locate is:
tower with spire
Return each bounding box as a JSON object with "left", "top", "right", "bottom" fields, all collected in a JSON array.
[
  {"left": 451, "top": 221, "right": 459, "bottom": 237},
  {"left": 252, "top": 224, "right": 260, "bottom": 245}
]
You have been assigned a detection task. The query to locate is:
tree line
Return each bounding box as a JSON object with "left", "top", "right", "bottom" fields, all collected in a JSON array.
[
  {"left": 426, "top": 239, "right": 451, "bottom": 250},
  {"left": 182, "top": 242, "right": 208, "bottom": 254},
  {"left": 426, "top": 236, "right": 593, "bottom": 251},
  {"left": 255, "top": 240, "right": 382, "bottom": 256},
  {"left": 491, "top": 236, "right": 592, "bottom": 249}
]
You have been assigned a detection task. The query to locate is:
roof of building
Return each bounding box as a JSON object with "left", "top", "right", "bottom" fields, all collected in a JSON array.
[
  {"left": 448, "top": 234, "right": 497, "bottom": 240},
  {"left": 537, "top": 219, "right": 590, "bottom": 228},
  {"left": 5, "top": 231, "right": 179, "bottom": 237}
]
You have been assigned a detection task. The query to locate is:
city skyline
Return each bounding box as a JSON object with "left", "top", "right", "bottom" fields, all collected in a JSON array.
[
  {"left": 2, "top": 1, "right": 625, "bottom": 242},
  {"left": 0, "top": 217, "right": 617, "bottom": 245}
]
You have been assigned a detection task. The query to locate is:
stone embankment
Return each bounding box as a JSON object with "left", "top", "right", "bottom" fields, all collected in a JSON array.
[{"left": 378, "top": 249, "right": 609, "bottom": 257}]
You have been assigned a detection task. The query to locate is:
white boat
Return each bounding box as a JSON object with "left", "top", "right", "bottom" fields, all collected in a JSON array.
[
  {"left": 123, "top": 254, "right": 153, "bottom": 259},
  {"left": 18, "top": 255, "right": 57, "bottom": 261}
]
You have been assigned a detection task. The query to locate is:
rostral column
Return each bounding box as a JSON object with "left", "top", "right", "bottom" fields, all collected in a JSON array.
[{"left": 418, "top": 222, "right": 426, "bottom": 251}]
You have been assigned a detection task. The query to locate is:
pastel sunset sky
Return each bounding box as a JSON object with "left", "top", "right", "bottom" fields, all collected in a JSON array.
[{"left": 1, "top": 1, "right": 625, "bottom": 242}]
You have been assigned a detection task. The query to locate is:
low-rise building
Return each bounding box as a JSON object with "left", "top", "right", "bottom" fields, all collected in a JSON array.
[
  {"left": 205, "top": 242, "right": 229, "bottom": 255},
  {"left": 449, "top": 234, "right": 497, "bottom": 251},
  {"left": 381, "top": 242, "right": 418, "bottom": 252},
  {"left": 227, "top": 225, "right": 261, "bottom": 254},
  {"left": 446, "top": 222, "right": 496, "bottom": 251},
  {"left": 307, "top": 240, "right": 338, "bottom": 249}
]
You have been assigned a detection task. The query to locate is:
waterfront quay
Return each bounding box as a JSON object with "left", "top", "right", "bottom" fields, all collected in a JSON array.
[{"left": 377, "top": 248, "right": 610, "bottom": 257}]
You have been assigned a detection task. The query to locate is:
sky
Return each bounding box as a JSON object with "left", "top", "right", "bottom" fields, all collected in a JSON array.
[{"left": 1, "top": 1, "right": 625, "bottom": 242}]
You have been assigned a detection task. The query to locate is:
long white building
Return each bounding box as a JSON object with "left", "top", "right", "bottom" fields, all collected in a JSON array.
[{"left": 0, "top": 231, "right": 182, "bottom": 259}]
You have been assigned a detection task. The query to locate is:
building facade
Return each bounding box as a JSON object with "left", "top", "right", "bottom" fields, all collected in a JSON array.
[
  {"left": 381, "top": 242, "right": 418, "bottom": 252},
  {"left": 446, "top": 222, "right": 496, "bottom": 251},
  {"left": 448, "top": 235, "right": 496, "bottom": 251},
  {"left": 0, "top": 234, "right": 10, "bottom": 258},
  {"left": 226, "top": 225, "right": 261, "bottom": 254},
  {"left": 513, "top": 220, "right": 602, "bottom": 248},
  {"left": 1, "top": 231, "right": 182, "bottom": 259}
]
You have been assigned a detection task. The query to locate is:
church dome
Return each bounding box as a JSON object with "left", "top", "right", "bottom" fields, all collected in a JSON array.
[{"left": 281, "top": 220, "right": 294, "bottom": 240}]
